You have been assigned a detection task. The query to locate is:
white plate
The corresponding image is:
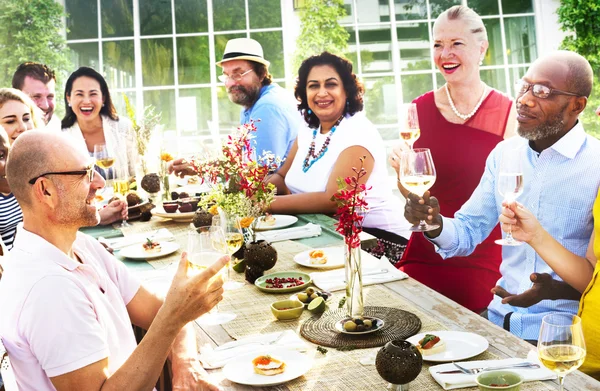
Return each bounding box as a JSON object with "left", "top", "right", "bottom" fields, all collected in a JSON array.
[
  {"left": 406, "top": 331, "right": 489, "bottom": 362},
  {"left": 293, "top": 247, "right": 345, "bottom": 269},
  {"left": 119, "top": 241, "right": 180, "bottom": 260},
  {"left": 254, "top": 215, "right": 298, "bottom": 231},
  {"left": 335, "top": 316, "right": 385, "bottom": 335},
  {"left": 152, "top": 206, "right": 195, "bottom": 222},
  {"left": 222, "top": 349, "right": 312, "bottom": 386}
]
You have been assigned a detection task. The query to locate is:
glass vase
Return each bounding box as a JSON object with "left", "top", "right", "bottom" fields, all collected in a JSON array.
[
  {"left": 162, "top": 174, "right": 171, "bottom": 201},
  {"left": 345, "top": 244, "right": 364, "bottom": 318}
]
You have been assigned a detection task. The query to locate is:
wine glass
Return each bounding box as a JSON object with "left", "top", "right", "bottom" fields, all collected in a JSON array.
[
  {"left": 212, "top": 214, "right": 245, "bottom": 290},
  {"left": 93, "top": 143, "right": 115, "bottom": 181},
  {"left": 399, "top": 103, "right": 420, "bottom": 149},
  {"left": 538, "top": 314, "right": 586, "bottom": 391},
  {"left": 495, "top": 147, "right": 525, "bottom": 246},
  {"left": 399, "top": 148, "right": 439, "bottom": 232},
  {"left": 113, "top": 164, "right": 131, "bottom": 228},
  {"left": 188, "top": 226, "right": 236, "bottom": 325}
]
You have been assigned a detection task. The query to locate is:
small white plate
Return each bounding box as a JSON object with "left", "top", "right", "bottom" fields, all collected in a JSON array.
[
  {"left": 293, "top": 247, "right": 345, "bottom": 269},
  {"left": 222, "top": 349, "right": 312, "bottom": 386},
  {"left": 152, "top": 206, "right": 195, "bottom": 222},
  {"left": 119, "top": 241, "right": 180, "bottom": 260},
  {"left": 254, "top": 215, "right": 298, "bottom": 231},
  {"left": 406, "top": 331, "right": 489, "bottom": 362},
  {"left": 335, "top": 316, "right": 385, "bottom": 335}
]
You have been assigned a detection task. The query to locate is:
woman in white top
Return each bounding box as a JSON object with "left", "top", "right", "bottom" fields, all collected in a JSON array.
[
  {"left": 61, "top": 67, "right": 137, "bottom": 179},
  {"left": 269, "top": 52, "right": 410, "bottom": 260}
]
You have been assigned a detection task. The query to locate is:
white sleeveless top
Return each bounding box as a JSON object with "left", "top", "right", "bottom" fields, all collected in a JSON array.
[{"left": 285, "top": 112, "right": 411, "bottom": 239}]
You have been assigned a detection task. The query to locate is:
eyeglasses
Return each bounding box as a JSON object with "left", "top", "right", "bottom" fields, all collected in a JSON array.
[
  {"left": 28, "top": 165, "right": 95, "bottom": 185},
  {"left": 218, "top": 69, "right": 253, "bottom": 83},
  {"left": 516, "top": 80, "right": 580, "bottom": 99}
]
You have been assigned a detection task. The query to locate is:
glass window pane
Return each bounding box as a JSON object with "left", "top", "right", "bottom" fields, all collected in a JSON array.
[
  {"left": 344, "top": 27, "right": 359, "bottom": 73},
  {"left": 467, "top": 0, "right": 498, "bottom": 16},
  {"left": 103, "top": 40, "right": 136, "bottom": 89},
  {"left": 356, "top": 0, "right": 389, "bottom": 23},
  {"left": 397, "top": 23, "right": 431, "bottom": 71},
  {"left": 175, "top": 0, "right": 208, "bottom": 33},
  {"left": 217, "top": 86, "right": 241, "bottom": 134},
  {"left": 250, "top": 31, "right": 284, "bottom": 79},
  {"left": 394, "top": 0, "right": 427, "bottom": 21},
  {"left": 480, "top": 68, "right": 507, "bottom": 93},
  {"left": 340, "top": 0, "right": 354, "bottom": 25},
  {"left": 140, "top": 0, "right": 172, "bottom": 35},
  {"left": 508, "top": 66, "right": 528, "bottom": 97},
  {"left": 69, "top": 43, "right": 100, "bottom": 70},
  {"left": 504, "top": 16, "right": 537, "bottom": 65},
  {"left": 178, "top": 88, "right": 212, "bottom": 137},
  {"left": 401, "top": 74, "right": 433, "bottom": 103},
  {"left": 113, "top": 92, "right": 136, "bottom": 120},
  {"left": 429, "top": 0, "right": 461, "bottom": 19},
  {"left": 144, "top": 89, "right": 175, "bottom": 131},
  {"left": 436, "top": 72, "right": 445, "bottom": 89},
  {"left": 359, "top": 26, "right": 392, "bottom": 73},
  {"left": 249, "top": 0, "right": 281, "bottom": 29},
  {"left": 141, "top": 39, "right": 174, "bottom": 87},
  {"left": 214, "top": 33, "right": 246, "bottom": 76},
  {"left": 483, "top": 18, "right": 502, "bottom": 66},
  {"left": 502, "top": 0, "right": 533, "bottom": 14},
  {"left": 213, "top": 0, "right": 246, "bottom": 32},
  {"left": 101, "top": 0, "right": 133, "bottom": 38},
  {"left": 177, "top": 36, "right": 210, "bottom": 85},
  {"left": 364, "top": 76, "right": 397, "bottom": 125},
  {"left": 65, "top": 0, "right": 98, "bottom": 40}
]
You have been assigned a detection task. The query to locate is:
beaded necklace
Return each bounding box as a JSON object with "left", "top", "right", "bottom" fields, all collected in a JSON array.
[
  {"left": 302, "top": 115, "right": 344, "bottom": 173},
  {"left": 445, "top": 82, "right": 487, "bottom": 121}
]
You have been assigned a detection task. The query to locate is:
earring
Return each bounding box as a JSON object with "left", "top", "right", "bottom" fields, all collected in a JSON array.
[
  {"left": 68, "top": 103, "right": 71, "bottom": 107},
  {"left": 346, "top": 100, "right": 349, "bottom": 108},
  {"left": 307, "top": 109, "right": 312, "bottom": 115},
  {"left": 102, "top": 104, "right": 105, "bottom": 107},
  {"left": 479, "top": 57, "right": 484, "bottom": 66}
]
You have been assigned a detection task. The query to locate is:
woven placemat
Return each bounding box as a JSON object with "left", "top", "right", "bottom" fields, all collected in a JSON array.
[{"left": 300, "top": 306, "right": 421, "bottom": 348}]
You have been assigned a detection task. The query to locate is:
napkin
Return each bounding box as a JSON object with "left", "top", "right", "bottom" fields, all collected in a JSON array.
[
  {"left": 256, "top": 223, "right": 322, "bottom": 243},
  {"left": 102, "top": 228, "right": 175, "bottom": 250},
  {"left": 310, "top": 254, "right": 408, "bottom": 291},
  {"left": 429, "top": 351, "right": 556, "bottom": 390},
  {"left": 198, "top": 330, "right": 308, "bottom": 369}
]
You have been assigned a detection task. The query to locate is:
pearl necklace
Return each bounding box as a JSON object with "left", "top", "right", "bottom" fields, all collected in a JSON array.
[
  {"left": 302, "top": 115, "right": 344, "bottom": 173},
  {"left": 445, "top": 83, "right": 487, "bottom": 121}
]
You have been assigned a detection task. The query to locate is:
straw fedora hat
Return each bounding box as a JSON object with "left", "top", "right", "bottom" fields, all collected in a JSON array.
[{"left": 216, "top": 38, "right": 270, "bottom": 68}]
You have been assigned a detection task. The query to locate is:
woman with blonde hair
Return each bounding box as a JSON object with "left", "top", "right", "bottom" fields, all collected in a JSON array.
[
  {"left": 0, "top": 88, "right": 42, "bottom": 144},
  {"left": 391, "top": 5, "right": 516, "bottom": 313}
]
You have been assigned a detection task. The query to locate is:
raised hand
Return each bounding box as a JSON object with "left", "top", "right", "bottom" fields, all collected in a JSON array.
[
  {"left": 404, "top": 191, "right": 441, "bottom": 233},
  {"left": 498, "top": 200, "right": 543, "bottom": 244},
  {"left": 168, "top": 157, "right": 198, "bottom": 178}
]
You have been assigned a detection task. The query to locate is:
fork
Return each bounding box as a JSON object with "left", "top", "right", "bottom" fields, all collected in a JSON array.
[
  {"left": 452, "top": 361, "right": 540, "bottom": 375},
  {"left": 214, "top": 332, "right": 285, "bottom": 351}
]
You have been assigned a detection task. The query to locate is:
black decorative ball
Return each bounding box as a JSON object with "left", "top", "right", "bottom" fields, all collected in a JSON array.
[{"left": 375, "top": 340, "right": 422, "bottom": 385}]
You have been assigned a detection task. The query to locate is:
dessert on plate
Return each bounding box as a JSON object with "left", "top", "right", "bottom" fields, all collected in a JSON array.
[
  {"left": 262, "top": 213, "right": 276, "bottom": 226},
  {"left": 416, "top": 334, "right": 445, "bottom": 355},
  {"left": 308, "top": 249, "right": 327, "bottom": 265},
  {"left": 143, "top": 238, "right": 162, "bottom": 253},
  {"left": 252, "top": 355, "right": 286, "bottom": 376}
]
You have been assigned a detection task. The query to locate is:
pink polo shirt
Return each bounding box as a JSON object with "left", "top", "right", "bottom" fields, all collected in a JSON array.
[{"left": 0, "top": 227, "right": 141, "bottom": 391}]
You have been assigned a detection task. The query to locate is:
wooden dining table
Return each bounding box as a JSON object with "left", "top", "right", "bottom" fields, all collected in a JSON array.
[{"left": 89, "top": 213, "right": 600, "bottom": 391}]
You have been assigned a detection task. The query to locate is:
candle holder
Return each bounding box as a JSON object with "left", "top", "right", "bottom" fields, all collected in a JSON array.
[{"left": 375, "top": 340, "right": 422, "bottom": 390}]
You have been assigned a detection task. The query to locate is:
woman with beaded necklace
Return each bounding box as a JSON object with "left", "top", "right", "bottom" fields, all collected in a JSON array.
[
  {"left": 390, "top": 5, "right": 516, "bottom": 314},
  {"left": 269, "top": 52, "right": 411, "bottom": 252}
]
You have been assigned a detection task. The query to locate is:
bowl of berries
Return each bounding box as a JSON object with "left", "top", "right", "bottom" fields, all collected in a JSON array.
[{"left": 254, "top": 271, "right": 311, "bottom": 293}]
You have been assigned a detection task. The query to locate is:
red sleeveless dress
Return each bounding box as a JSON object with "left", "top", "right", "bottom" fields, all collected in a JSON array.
[{"left": 398, "top": 90, "right": 513, "bottom": 313}]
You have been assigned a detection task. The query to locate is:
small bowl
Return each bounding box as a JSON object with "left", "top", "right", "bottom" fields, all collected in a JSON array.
[
  {"left": 163, "top": 203, "right": 179, "bottom": 213},
  {"left": 476, "top": 371, "right": 524, "bottom": 391},
  {"left": 270, "top": 299, "right": 304, "bottom": 321},
  {"left": 178, "top": 202, "right": 194, "bottom": 213}
]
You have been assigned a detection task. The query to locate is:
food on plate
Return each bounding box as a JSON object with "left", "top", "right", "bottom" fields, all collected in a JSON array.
[
  {"left": 342, "top": 317, "right": 379, "bottom": 333},
  {"left": 308, "top": 249, "right": 327, "bottom": 265},
  {"left": 178, "top": 202, "right": 193, "bottom": 213},
  {"left": 264, "top": 276, "right": 304, "bottom": 289},
  {"left": 178, "top": 191, "right": 190, "bottom": 199},
  {"left": 125, "top": 191, "right": 142, "bottom": 207},
  {"left": 193, "top": 209, "right": 214, "bottom": 228},
  {"left": 416, "top": 334, "right": 445, "bottom": 355},
  {"left": 307, "top": 296, "right": 326, "bottom": 313},
  {"left": 142, "top": 238, "right": 161, "bottom": 253},
  {"left": 141, "top": 173, "right": 161, "bottom": 193},
  {"left": 296, "top": 287, "right": 331, "bottom": 305},
  {"left": 179, "top": 197, "right": 200, "bottom": 211},
  {"left": 163, "top": 202, "right": 179, "bottom": 213},
  {"left": 262, "top": 213, "right": 276, "bottom": 226},
  {"left": 187, "top": 176, "right": 199, "bottom": 184},
  {"left": 252, "top": 355, "right": 286, "bottom": 376}
]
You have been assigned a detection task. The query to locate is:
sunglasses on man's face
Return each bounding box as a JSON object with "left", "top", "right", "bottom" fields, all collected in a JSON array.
[
  {"left": 515, "top": 80, "right": 580, "bottom": 99},
  {"left": 28, "top": 165, "right": 96, "bottom": 185}
]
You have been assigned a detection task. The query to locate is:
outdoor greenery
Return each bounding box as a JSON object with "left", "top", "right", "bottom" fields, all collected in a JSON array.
[
  {"left": 557, "top": 0, "right": 600, "bottom": 138},
  {"left": 0, "top": 0, "right": 71, "bottom": 90}
]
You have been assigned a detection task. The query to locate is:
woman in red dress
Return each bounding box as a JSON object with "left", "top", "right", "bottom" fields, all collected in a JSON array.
[{"left": 391, "top": 5, "right": 516, "bottom": 313}]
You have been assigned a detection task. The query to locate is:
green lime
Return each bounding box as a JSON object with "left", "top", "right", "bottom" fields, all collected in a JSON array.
[
  {"left": 129, "top": 182, "right": 137, "bottom": 190},
  {"left": 231, "top": 259, "right": 246, "bottom": 273},
  {"left": 307, "top": 296, "right": 326, "bottom": 313}
]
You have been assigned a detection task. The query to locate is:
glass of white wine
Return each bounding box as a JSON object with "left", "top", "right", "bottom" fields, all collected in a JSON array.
[
  {"left": 538, "top": 314, "right": 586, "bottom": 391},
  {"left": 399, "top": 103, "right": 421, "bottom": 149},
  {"left": 113, "top": 164, "right": 131, "bottom": 228},
  {"left": 188, "top": 226, "right": 236, "bottom": 325},
  {"left": 212, "top": 214, "right": 245, "bottom": 290},
  {"left": 399, "top": 148, "right": 439, "bottom": 232},
  {"left": 495, "top": 147, "right": 524, "bottom": 246},
  {"left": 93, "top": 143, "right": 115, "bottom": 181}
]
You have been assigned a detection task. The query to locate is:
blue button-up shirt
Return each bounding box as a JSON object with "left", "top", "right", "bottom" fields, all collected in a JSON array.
[
  {"left": 431, "top": 122, "right": 600, "bottom": 340},
  {"left": 240, "top": 84, "right": 303, "bottom": 160}
]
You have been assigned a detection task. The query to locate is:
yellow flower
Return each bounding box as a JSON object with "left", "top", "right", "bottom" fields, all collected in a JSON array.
[
  {"left": 208, "top": 205, "right": 219, "bottom": 215},
  {"left": 160, "top": 152, "right": 174, "bottom": 162},
  {"left": 239, "top": 216, "right": 255, "bottom": 229}
]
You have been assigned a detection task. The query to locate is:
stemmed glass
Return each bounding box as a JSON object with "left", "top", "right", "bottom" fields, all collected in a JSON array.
[
  {"left": 538, "top": 314, "right": 586, "bottom": 391},
  {"left": 495, "top": 147, "right": 524, "bottom": 246},
  {"left": 93, "top": 143, "right": 114, "bottom": 182},
  {"left": 113, "top": 164, "right": 131, "bottom": 228},
  {"left": 188, "top": 226, "right": 237, "bottom": 325},
  {"left": 399, "top": 148, "right": 439, "bottom": 232},
  {"left": 212, "top": 214, "right": 245, "bottom": 290},
  {"left": 399, "top": 103, "right": 420, "bottom": 149}
]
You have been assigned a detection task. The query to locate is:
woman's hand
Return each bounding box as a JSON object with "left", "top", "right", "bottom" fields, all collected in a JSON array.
[
  {"left": 498, "top": 200, "right": 543, "bottom": 244},
  {"left": 388, "top": 142, "right": 410, "bottom": 175}
]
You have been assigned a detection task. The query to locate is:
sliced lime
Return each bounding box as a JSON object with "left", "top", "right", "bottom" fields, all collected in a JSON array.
[
  {"left": 307, "top": 296, "right": 326, "bottom": 313},
  {"left": 232, "top": 259, "right": 246, "bottom": 273}
]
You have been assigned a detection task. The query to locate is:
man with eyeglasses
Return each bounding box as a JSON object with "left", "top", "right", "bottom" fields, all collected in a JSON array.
[
  {"left": 0, "top": 130, "right": 226, "bottom": 391},
  {"left": 403, "top": 50, "right": 600, "bottom": 343},
  {"left": 170, "top": 38, "right": 301, "bottom": 177}
]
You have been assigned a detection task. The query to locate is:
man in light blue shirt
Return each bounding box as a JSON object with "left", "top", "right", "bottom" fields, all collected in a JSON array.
[{"left": 404, "top": 51, "right": 600, "bottom": 341}]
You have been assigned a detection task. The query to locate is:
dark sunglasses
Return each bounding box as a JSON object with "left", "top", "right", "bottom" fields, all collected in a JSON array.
[
  {"left": 28, "top": 165, "right": 95, "bottom": 185},
  {"left": 516, "top": 80, "right": 580, "bottom": 99}
]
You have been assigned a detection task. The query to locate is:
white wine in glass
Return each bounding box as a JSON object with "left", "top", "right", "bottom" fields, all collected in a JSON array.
[
  {"left": 495, "top": 147, "right": 525, "bottom": 246},
  {"left": 400, "top": 103, "right": 421, "bottom": 149},
  {"left": 213, "top": 214, "right": 245, "bottom": 290},
  {"left": 399, "top": 148, "right": 439, "bottom": 232},
  {"left": 538, "top": 314, "right": 586, "bottom": 391}
]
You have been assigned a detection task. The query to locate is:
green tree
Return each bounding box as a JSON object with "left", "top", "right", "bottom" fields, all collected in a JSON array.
[
  {"left": 292, "top": 0, "right": 349, "bottom": 73},
  {"left": 0, "top": 0, "right": 71, "bottom": 88},
  {"left": 557, "top": 0, "right": 600, "bottom": 139}
]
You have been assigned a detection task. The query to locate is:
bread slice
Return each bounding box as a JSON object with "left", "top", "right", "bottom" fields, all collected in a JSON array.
[{"left": 417, "top": 334, "right": 446, "bottom": 356}]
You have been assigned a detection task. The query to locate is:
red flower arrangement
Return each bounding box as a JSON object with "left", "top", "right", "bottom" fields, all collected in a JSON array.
[{"left": 332, "top": 156, "right": 371, "bottom": 248}]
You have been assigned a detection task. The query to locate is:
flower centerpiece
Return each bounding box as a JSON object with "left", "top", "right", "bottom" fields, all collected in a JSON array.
[
  {"left": 123, "top": 94, "right": 162, "bottom": 177},
  {"left": 159, "top": 150, "right": 174, "bottom": 200},
  {"left": 332, "top": 156, "right": 370, "bottom": 318}
]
